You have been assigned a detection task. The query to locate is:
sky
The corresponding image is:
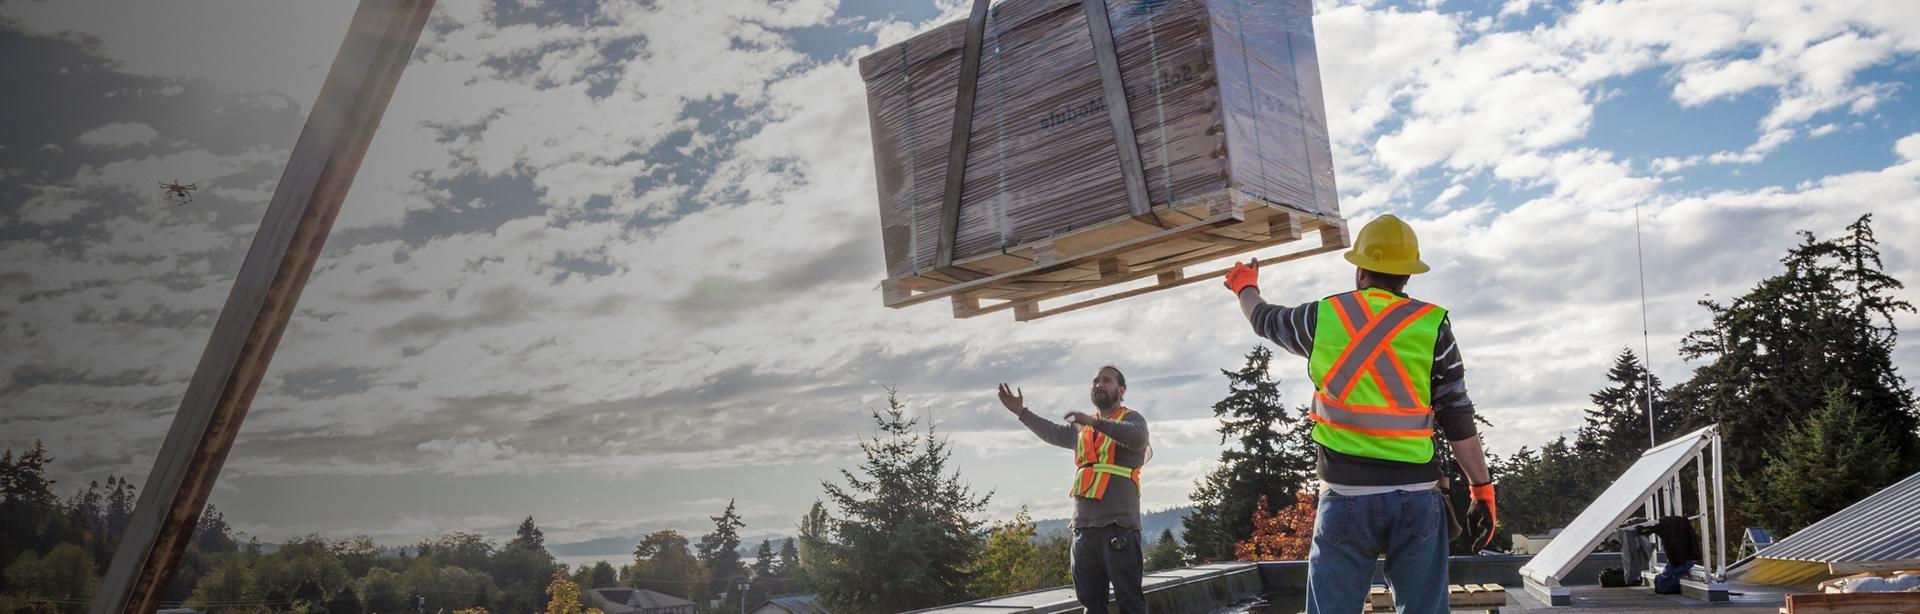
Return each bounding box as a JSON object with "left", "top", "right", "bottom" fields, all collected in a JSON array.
[{"left": 3, "top": 0, "right": 1918, "bottom": 552}]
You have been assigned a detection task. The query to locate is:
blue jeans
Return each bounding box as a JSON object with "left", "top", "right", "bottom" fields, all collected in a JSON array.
[
  {"left": 1305, "top": 489, "right": 1449, "bottom": 614},
  {"left": 1072, "top": 525, "right": 1145, "bottom": 614},
  {"left": 1654, "top": 561, "right": 1693, "bottom": 594}
]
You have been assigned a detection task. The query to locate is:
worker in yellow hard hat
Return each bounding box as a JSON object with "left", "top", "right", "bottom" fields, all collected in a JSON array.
[{"left": 1223, "top": 214, "right": 1496, "bottom": 614}]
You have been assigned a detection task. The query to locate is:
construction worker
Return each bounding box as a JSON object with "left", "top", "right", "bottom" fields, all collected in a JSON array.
[
  {"left": 998, "top": 366, "right": 1149, "bottom": 614},
  {"left": 1225, "top": 214, "right": 1496, "bottom": 614}
]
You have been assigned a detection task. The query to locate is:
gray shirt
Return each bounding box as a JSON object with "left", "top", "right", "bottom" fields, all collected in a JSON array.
[{"left": 1018, "top": 407, "right": 1150, "bottom": 529}]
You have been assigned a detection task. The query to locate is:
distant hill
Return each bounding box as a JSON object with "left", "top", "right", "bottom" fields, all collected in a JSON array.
[
  {"left": 547, "top": 508, "right": 1199, "bottom": 561},
  {"left": 1032, "top": 506, "right": 1194, "bottom": 543},
  {"left": 549, "top": 532, "right": 794, "bottom": 559}
]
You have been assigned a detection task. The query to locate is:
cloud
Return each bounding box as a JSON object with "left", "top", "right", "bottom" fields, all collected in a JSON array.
[
  {"left": 75, "top": 122, "right": 159, "bottom": 148},
  {"left": 372, "top": 285, "right": 555, "bottom": 345},
  {"left": 7, "top": 0, "right": 1920, "bottom": 546}
]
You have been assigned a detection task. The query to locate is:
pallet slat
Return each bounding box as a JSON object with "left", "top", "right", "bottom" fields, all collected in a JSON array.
[{"left": 881, "top": 190, "right": 1346, "bottom": 321}]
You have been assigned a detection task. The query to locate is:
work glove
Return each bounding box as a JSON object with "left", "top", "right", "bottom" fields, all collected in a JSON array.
[
  {"left": 1467, "top": 481, "right": 1498, "bottom": 551},
  {"left": 1224, "top": 259, "right": 1259, "bottom": 295}
]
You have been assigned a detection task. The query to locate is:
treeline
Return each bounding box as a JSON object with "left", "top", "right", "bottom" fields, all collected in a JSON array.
[
  {"left": 1175, "top": 215, "right": 1919, "bottom": 562},
  {"left": 1496, "top": 215, "right": 1920, "bottom": 543},
  {"left": 3, "top": 216, "right": 1914, "bottom": 613}
]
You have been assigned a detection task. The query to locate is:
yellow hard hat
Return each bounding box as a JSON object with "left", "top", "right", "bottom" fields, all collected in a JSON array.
[{"left": 1343, "top": 214, "right": 1430, "bottom": 275}]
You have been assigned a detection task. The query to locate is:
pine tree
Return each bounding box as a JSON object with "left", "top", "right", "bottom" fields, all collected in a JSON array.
[
  {"left": 1144, "top": 528, "right": 1186, "bottom": 571},
  {"left": 1573, "top": 349, "right": 1676, "bottom": 473},
  {"left": 1749, "top": 388, "right": 1905, "bottom": 534},
  {"left": 697, "top": 499, "right": 747, "bottom": 609},
  {"left": 776, "top": 538, "right": 799, "bottom": 578},
  {"left": 749, "top": 538, "right": 782, "bottom": 604},
  {"left": 512, "top": 515, "right": 546, "bottom": 552},
  {"left": 193, "top": 504, "right": 237, "bottom": 553},
  {"left": 814, "top": 389, "right": 990, "bottom": 611},
  {"left": 1185, "top": 347, "right": 1313, "bottom": 562},
  {"left": 104, "top": 475, "right": 136, "bottom": 543},
  {"left": 1492, "top": 437, "right": 1594, "bottom": 536},
  {"left": 1673, "top": 215, "right": 1919, "bottom": 529}
]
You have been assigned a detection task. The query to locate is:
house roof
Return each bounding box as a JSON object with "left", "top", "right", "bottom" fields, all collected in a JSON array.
[
  {"left": 1758, "top": 471, "right": 1920, "bottom": 564},
  {"left": 754, "top": 594, "right": 830, "bottom": 614},
  {"left": 589, "top": 587, "right": 695, "bottom": 612},
  {"left": 631, "top": 588, "right": 697, "bottom": 608}
]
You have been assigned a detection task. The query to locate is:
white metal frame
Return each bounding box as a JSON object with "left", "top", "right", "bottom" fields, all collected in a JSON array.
[{"left": 1518, "top": 424, "right": 1728, "bottom": 606}]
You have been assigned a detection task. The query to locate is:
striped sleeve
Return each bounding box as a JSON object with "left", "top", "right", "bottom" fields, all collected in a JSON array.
[
  {"left": 1430, "top": 314, "right": 1478, "bottom": 441},
  {"left": 1249, "top": 300, "right": 1318, "bottom": 359}
]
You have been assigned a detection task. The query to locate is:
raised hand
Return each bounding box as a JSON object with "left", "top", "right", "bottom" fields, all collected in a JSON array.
[{"left": 997, "top": 383, "right": 1025, "bottom": 415}]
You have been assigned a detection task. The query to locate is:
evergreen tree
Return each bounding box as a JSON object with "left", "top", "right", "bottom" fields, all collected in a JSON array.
[
  {"left": 1749, "top": 388, "right": 1905, "bottom": 534},
  {"left": 1491, "top": 437, "right": 1594, "bottom": 536},
  {"left": 193, "top": 504, "right": 238, "bottom": 553},
  {"left": 1573, "top": 349, "right": 1676, "bottom": 473},
  {"left": 490, "top": 541, "right": 558, "bottom": 613},
  {"left": 697, "top": 499, "right": 747, "bottom": 609},
  {"left": 748, "top": 538, "right": 782, "bottom": 605},
  {"left": 103, "top": 476, "right": 135, "bottom": 544},
  {"left": 777, "top": 538, "right": 799, "bottom": 578},
  {"left": 1673, "top": 215, "right": 1919, "bottom": 529},
  {"left": 512, "top": 515, "right": 546, "bottom": 552},
  {"left": 1184, "top": 347, "right": 1313, "bottom": 562},
  {"left": 813, "top": 389, "right": 990, "bottom": 611},
  {"left": 1144, "top": 528, "right": 1186, "bottom": 571}
]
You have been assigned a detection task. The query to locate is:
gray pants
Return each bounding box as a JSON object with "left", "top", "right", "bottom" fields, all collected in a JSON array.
[{"left": 1072, "top": 525, "right": 1145, "bottom": 614}]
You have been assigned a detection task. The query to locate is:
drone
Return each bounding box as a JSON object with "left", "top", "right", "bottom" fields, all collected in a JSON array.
[{"left": 159, "top": 180, "right": 198, "bottom": 205}]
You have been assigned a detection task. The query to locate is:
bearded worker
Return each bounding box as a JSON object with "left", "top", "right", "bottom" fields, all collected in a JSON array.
[{"left": 998, "top": 365, "right": 1149, "bottom": 614}]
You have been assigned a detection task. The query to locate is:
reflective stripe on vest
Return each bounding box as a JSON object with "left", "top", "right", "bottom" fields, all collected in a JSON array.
[
  {"left": 1307, "top": 289, "right": 1447, "bottom": 464},
  {"left": 1071, "top": 408, "right": 1140, "bottom": 500}
]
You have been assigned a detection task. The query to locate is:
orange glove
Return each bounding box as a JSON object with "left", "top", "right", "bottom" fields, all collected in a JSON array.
[
  {"left": 1224, "top": 260, "right": 1259, "bottom": 295},
  {"left": 1467, "top": 481, "right": 1498, "bottom": 550}
]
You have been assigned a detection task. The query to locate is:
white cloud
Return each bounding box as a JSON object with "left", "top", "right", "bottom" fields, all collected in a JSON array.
[
  {"left": 8, "top": 0, "right": 1920, "bottom": 545},
  {"left": 75, "top": 122, "right": 160, "bottom": 148}
]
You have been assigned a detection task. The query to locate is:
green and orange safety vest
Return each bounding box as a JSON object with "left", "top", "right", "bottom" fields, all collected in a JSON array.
[
  {"left": 1071, "top": 407, "right": 1140, "bottom": 500},
  {"left": 1307, "top": 288, "right": 1449, "bottom": 464}
]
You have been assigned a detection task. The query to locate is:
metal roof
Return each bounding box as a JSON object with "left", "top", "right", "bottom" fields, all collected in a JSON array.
[
  {"left": 754, "top": 594, "right": 830, "bottom": 614},
  {"left": 1758, "top": 470, "right": 1920, "bottom": 563}
]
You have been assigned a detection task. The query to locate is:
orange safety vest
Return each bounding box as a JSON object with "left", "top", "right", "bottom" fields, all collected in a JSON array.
[{"left": 1071, "top": 407, "right": 1142, "bottom": 499}]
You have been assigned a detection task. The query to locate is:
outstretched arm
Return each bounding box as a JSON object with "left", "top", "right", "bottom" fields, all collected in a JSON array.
[
  {"left": 1228, "top": 258, "right": 1317, "bottom": 358},
  {"left": 1086, "top": 412, "right": 1149, "bottom": 450},
  {"left": 1000, "top": 383, "right": 1076, "bottom": 450}
]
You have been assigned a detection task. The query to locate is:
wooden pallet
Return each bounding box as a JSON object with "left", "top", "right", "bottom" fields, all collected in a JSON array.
[
  {"left": 1368, "top": 583, "right": 1507, "bottom": 613},
  {"left": 1780, "top": 591, "right": 1920, "bottom": 613},
  {"left": 880, "top": 189, "right": 1347, "bottom": 321}
]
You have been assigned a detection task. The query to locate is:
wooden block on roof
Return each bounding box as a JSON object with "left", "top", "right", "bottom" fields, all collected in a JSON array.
[{"left": 1782, "top": 591, "right": 1920, "bottom": 614}]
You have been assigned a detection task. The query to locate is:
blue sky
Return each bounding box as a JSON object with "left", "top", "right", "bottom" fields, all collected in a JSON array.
[{"left": 2, "top": 0, "right": 1918, "bottom": 550}]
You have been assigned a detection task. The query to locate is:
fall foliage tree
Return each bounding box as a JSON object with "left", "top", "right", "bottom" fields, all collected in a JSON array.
[{"left": 1234, "top": 493, "right": 1316, "bottom": 561}]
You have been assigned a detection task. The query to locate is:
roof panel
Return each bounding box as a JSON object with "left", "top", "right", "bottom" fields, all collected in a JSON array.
[{"left": 1758, "top": 471, "right": 1920, "bottom": 563}]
